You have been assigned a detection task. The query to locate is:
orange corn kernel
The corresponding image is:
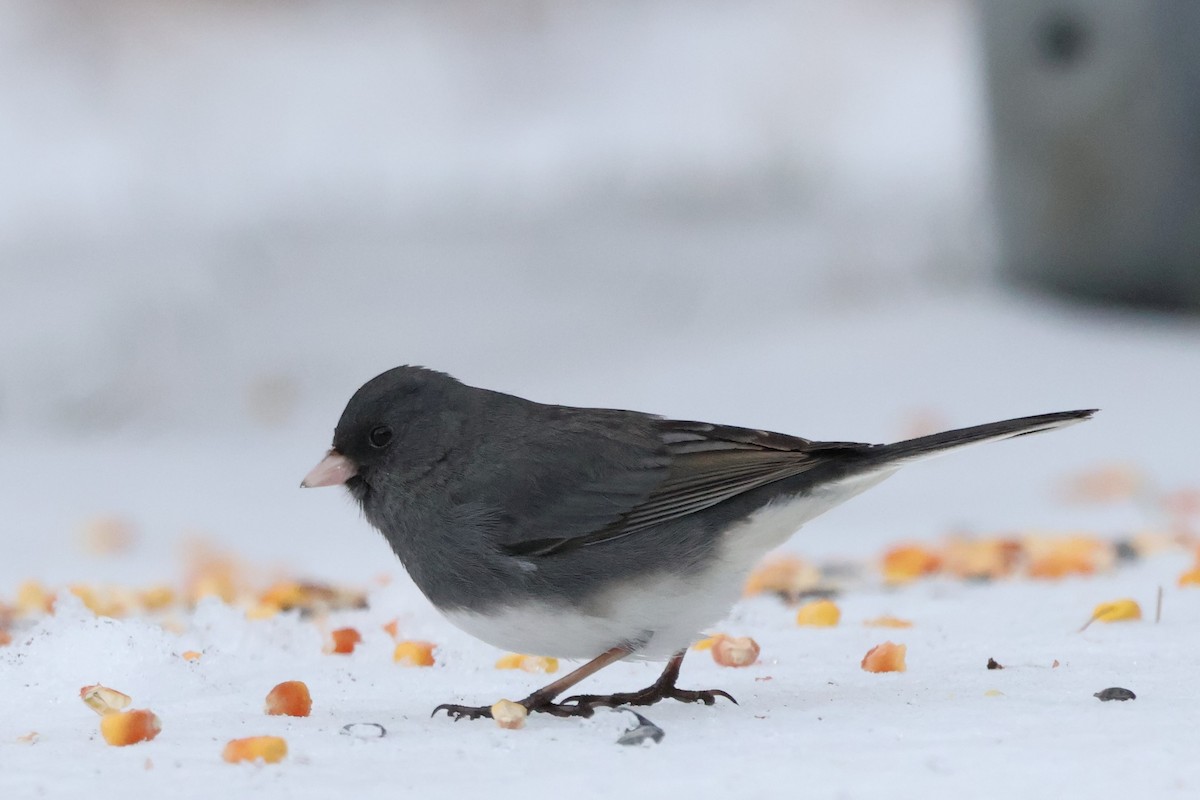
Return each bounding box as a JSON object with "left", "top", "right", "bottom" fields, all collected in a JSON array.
[
  {"left": 1060, "top": 465, "right": 1143, "bottom": 503},
  {"left": 1179, "top": 567, "right": 1200, "bottom": 587},
  {"left": 711, "top": 636, "right": 760, "bottom": 668},
  {"left": 222, "top": 736, "right": 287, "bottom": 764},
  {"left": 329, "top": 628, "right": 362, "bottom": 655},
  {"left": 494, "top": 653, "right": 559, "bottom": 673},
  {"left": 942, "top": 538, "right": 1021, "bottom": 581},
  {"left": 393, "top": 640, "right": 436, "bottom": 667},
  {"left": 382, "top": 619, "right": 400, "bottom": 639},
  {"left": 861, "top": 642, "right": 907, "bottom": 673},
  {"left": 265, "top": 681, "right": 312, "bottom": 717},
  {"left": 17, "top": 580, "right": 56, "bottom": 615},
  {"left": 863, "top": 615, "right": 914, "bottom": 629},
  {"left": 0, "top": 629, "right": 11, "bottom": 647},
  {"left": 100, "top": 709, "right": 162, "bottom": 746},
  {"left": 491, "top": 700, "right": 528, "bottom": 730},
  {"left": 881, "top": 545, "right": 941, "bottom": 584},
  {"left": 743, "top": 555, "right": 821, "bottom": 598},
  {"left": 1024, "top": 534, "right": 1112, "bottom": 579},
  {"left": 794, "top": 599, "right": 841, "bottom": 627},
  {"left": 181, "top": 650, "right": 202, "bottom": 661}
]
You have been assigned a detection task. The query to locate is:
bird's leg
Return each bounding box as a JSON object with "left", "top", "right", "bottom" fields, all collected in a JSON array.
[
  {"left": 561, "top": 649, "right": 737, "bottom": 711},
  {"left": 433, "top": 645, "right": 631, "bottom": 721}
]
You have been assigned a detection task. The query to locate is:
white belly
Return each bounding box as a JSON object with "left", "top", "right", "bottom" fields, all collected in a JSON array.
[{"left": 444, "top": 469, "right": 895, "bottom": 660}]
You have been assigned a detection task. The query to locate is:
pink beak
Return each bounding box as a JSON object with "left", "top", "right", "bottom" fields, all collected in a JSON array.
[{"left": 301, "top": 450, "right": 358, "bottom": 488}]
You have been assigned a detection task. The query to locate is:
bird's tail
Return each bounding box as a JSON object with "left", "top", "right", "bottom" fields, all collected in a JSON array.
[{"left": 867, "top": 409, "right": 1096, "bottom": 466}]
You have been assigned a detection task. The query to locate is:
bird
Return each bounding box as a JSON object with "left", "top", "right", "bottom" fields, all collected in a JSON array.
[{"left": 301, "top": 365, "right": 1094, "bottom": 720}]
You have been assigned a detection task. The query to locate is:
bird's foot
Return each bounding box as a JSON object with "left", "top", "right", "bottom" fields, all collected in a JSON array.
[
  {"left": 562, "top": 684, "right": 737, "bottom": 711},
  {"left": 432, "top": 697, "right": 599, "bottom": 721}
]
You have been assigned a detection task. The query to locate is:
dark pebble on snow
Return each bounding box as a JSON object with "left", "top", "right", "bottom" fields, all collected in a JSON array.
[{"left": 1094, "top": 687, "right": 1136, "bottom": 702}]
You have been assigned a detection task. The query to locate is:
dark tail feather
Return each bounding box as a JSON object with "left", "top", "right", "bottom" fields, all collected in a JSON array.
[{"left": 869, "top": 409, "right": 1097, "bottom": 465}]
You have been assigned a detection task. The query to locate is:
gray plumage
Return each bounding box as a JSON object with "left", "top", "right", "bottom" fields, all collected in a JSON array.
[{"left": 321, "top": 366, "right": 1093, "bottom": 660}]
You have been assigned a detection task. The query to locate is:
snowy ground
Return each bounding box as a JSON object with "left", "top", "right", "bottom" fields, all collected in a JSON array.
[{"left": 2, "top": 293, "right": 1199, "bottom": 799}]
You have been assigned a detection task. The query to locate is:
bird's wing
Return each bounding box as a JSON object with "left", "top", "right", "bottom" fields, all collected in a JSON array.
[{"left": 498, "top": 415, "right": 869, "bottom": 558}]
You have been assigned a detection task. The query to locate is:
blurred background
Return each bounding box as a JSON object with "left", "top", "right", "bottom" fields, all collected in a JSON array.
[{"left": 1, "top": 0, "right": 1197, "bottom": 588}]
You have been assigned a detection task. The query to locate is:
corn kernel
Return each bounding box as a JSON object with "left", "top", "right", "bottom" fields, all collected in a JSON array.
[
  {"left": 100, "top": 709, "right": 161, "bottom": 746},
  {"left": 711, "top": 636, "right": 760, "bottom": 667},
  {"left": 382, "top": 619, "right": 400, "bottom": 639},
  {"left": 329, "top": 628, "right": 362, "bottom": 655},
  {"left": 393, "top": 640, "right": 435, "bottom": 667},
  {"left": 222, "top": 736, "right": 287, "bottom": 764},
  {"left": 794, "top": 599, "right": 840, "bottom": 627},
  {"left": 863, "top": 615, "right": 914, "bottom": 628},
  {"left": 16, "top": 580, "right": 55, "bottom": 615},
  {"left": 81, "top": 684, "right": 132, "bottom": 716},
  {"left": 743, "top": 555, "right": 821, "bottom": 598},
  {"left": 1179, "top": 567, "right": 1200, "bottom": 587},
  {"left": 181, "top": 650, "right": 202, "bottom": 661},
  {"left": 138, "top": 586, "right": 176, "bottom": 612},
  {"left": 494, "top": 653, "right": 559, "bottom": 673},
  {"left": 265, "top": 681, "right": 312, "bottom": 717},
  {"left": 881, "top": 545, "right": 940, "bottom": 584},
  {"left": 861, "top": 641, "right": 907, "bottom": 673},
  {"left": 1090, "top": 598, "right": 1142, "bottom": 623},
  {"left": 491, "top": 700, "right": 528, "bottom": 730}
]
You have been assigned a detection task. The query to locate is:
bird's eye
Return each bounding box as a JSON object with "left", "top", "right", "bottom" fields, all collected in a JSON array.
[{"left": 368, "top": 425, "right": 393, "bottom": 448}]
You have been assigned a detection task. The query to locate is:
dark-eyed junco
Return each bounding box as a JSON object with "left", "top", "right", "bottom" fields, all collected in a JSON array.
[{"left": 303, "top": 366, "right": 1094, "bottom": 720}]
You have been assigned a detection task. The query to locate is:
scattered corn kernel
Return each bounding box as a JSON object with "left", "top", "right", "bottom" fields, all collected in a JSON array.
[
  {"left": 265, "top": 681, "right": 312, "bottom": 717},
  {"left": 222, "top": 736, "right": 287, "bottom": 764},
  {"left": 1091, "top": 598, "right": 1142, "bottom": 623},
  {"left": 1025, "top": 535, "right": 1110, "bottom": 579},
  {"left": 863, "top": 615, "right": 914, "bottom": 628},
  {"left": 861, "top": 642, "right": 907, "bottom": 673},
  {"left": 491, "top": 700, "right": 528, "bottom": 730},
  {"left": 0, "top": 629, "right": 11, "bottom": 647},
  {"left": 78, "top": 515, "right": 137, "bottom": 555},
  {"left": 984, "top": 689, "right": 1004, "bottom": 697},
  {"left": 1179, "top": 568, "right": 1200, "bottom": 587},
  {"left": 16, "top": 580, "right": 55, "bottom": 615},
  {"left": 81, "top": 684, "right": 132, "bottom": 716},
  {"left": 259, "top": 581, "right": 305, "bottom": 611},
  {"left": 711, "top": 636, "right": 760, "bottom": 668},
  {"left": 1060, "top": 465, "right": 1143, "bottom": 503},
  {"left": 382, "top": 619, "right": 400, "bottom": 639},
  {"left": 181, "top": 650, "right": 202, "bottom": 661},
  {"left": 138, "top": 586, "right": 176, "bottom": 612},
  {"left": 494, "top": 653, "right": 559, "bottom": 673},
  {"left": 100, "top": 709, "right": 162, "bottom": 746},
  {"left": 743, "top": 555, "right": 821, "bottom": 598},
  {"left": 393, "top": 640, "right": 436, "bottom": 667},
  {"left": 795, "top": 599, "right": 840, "bottom": 627},
  {"left": 942, "top": 537, "right": 1021, "bottom": 580},
  {"left": 329, "top": 627, "right": 362, "bottom": 655},
  {"left": 882, "top": 545, "right": 941, "bottom": 584}
]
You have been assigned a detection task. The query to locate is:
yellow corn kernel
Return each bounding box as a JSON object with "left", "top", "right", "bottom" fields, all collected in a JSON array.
[
  {"left": 393, "top": 640, "right": 436, "bottom": 667},
  {"left": 794, "top": 599, "right": 841, "bottom": 627},
  {"left": 222, "top": 736, "right": 287, "bottom": 764},
  {"left": 494, "top": 654, "right": 559, "bottom": 673},
  {"left": 100, "top": 709, "right": 162, "bottom": 746},
  {"left": 491, "top": 700, "right": 528, "bottom": 730}
]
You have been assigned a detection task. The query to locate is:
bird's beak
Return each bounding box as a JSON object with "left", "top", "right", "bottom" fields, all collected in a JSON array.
[{"left": 301, "top": 450, "right": 358, "bottom": 488}]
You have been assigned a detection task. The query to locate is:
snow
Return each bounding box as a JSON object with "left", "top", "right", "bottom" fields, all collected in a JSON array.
[{"left": 3, "top": 292, "right": 1199, "bottom": 799}]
